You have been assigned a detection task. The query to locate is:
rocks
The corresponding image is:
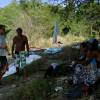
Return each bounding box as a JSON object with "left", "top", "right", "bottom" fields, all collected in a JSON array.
[
  {"left": 55, "top": 86, "right": 63, "bottom": 92},
  {"left": 11, "top": 84, "right": 17, "bottom": 88}
]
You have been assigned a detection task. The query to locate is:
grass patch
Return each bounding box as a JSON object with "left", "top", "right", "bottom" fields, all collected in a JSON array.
[
  {"left": 8, "top": 79, "right": 49, "bottom": 100},
  {"left": 26, "top": 35, "right": 85, "bottom": 48}
]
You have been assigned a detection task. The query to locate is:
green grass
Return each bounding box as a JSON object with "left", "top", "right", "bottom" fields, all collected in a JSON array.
[{"left": 8, "top": 79, "right": 49, "bottom": 100}]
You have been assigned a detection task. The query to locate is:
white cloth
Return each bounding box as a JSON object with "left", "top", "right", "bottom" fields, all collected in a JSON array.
[
  {"left": 51, "top": 63, "right": 58, "bottom": 70},
  {"left": 53, "top": 22, "right": 58, "bottom": 43},
  {"left": 3, "top": 54, "right": 41, "bottom": 77}
]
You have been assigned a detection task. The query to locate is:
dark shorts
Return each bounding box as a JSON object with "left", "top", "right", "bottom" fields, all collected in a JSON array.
[
  {"left": 15, "top": 51, "right": 19, "bottom": 55},
  {"left": 0, "top": 56, "right": 8, "bottom": 71}
]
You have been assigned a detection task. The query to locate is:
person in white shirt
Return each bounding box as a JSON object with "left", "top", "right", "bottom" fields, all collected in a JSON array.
[{"left": 0, "top": 25, "right": 8, "bottom": 83}]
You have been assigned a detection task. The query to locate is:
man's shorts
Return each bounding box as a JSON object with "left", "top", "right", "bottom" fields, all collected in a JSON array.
[
  {"left": 15, "top": 51, "right": 26, "bottom": 69},
  {"left": 0, "top": 56, "right": 8, "bottom": 72}
]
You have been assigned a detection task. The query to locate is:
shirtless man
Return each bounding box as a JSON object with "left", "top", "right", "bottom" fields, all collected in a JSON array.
[{"left": 12, "top": 28, "right": 29, "bottom": 75}]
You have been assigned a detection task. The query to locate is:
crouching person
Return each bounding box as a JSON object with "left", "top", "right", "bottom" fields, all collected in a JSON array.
[
  {"left": 44, "top": 63, "right": 60, "bottom": 78},
  {"left": 0, "top": 25, "right": 8, "bottom": 83},
  {"left": 66, "top": 59, "right": 97, "bottom": 99},
  {"left": 70, "top": 42, "right": 98, "bottom": 96},
  {"left": 71, "top": 42, "right": 88, "bottom": 71}
]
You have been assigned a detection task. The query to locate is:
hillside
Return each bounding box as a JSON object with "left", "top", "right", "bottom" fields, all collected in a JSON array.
[
  {"left": 0, "top": 2, "right": 100, "bottom": 48},
  {"left": 0, "top": 1, "right": 99, "bottom": 49},
  {"left": 0, "top": 2, "right": 60, "bottom": 48}
]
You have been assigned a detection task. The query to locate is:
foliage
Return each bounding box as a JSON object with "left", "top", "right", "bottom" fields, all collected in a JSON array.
[{"left": 0, "top": 0, "right": 99, "bottom": 48}]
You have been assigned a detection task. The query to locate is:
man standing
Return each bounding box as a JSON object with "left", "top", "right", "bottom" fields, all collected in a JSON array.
[
  {"left": 0, "top": 25, "right": 8, "bottom": 82},
  {"left": 12, "top": 28, "right": 29, "bottom": 76}
]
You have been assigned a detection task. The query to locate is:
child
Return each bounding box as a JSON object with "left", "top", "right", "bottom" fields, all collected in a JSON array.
[
  {"left": 71, "top": 42, "right": 89, "bottom": 72},
  {"left": 0, "top": 25, "right": 8, "bottom": 83},
  {"left": 44, "top": 63, "right": 60, "bottom": 78}
]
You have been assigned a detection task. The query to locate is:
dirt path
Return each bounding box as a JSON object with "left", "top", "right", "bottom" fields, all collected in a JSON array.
[{"left": 0, "top": 71, "right": 44, "bottom": 100}]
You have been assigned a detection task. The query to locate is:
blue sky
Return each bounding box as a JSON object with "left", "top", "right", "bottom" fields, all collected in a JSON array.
[
  {"left": 0, "top": 0, "right": 62, "bottom": 8},
  {"left": 0, "top": 0, "right": 12, "bottom": 8},
  {"left": 0, "top": 0, "right": 50, "bottom": 8}
]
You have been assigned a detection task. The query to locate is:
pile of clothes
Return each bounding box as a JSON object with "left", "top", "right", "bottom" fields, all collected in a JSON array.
[{"left": 44, "top": 48, "right": 62, "bottom": 54}]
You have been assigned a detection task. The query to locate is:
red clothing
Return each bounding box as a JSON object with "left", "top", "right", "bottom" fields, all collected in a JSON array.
[{"left": 13, "top": 35, "right": 28, "bottom": 52}]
